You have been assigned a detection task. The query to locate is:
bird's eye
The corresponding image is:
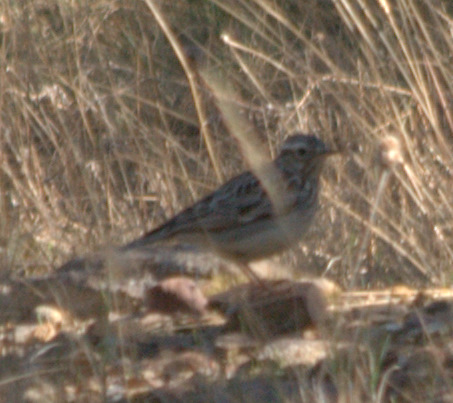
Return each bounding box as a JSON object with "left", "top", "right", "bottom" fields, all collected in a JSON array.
[{"left": 298, "top": 148, "right": 307, "bottom": 156}]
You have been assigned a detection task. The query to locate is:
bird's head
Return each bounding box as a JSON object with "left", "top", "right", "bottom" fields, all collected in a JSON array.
[{"left": 277, "top": 133, "right": 336, "bottom": 172}]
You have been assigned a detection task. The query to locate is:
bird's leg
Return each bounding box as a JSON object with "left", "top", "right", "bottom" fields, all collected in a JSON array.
[{"left": 237, "top": 262, "right": 269, "bottom": 288}]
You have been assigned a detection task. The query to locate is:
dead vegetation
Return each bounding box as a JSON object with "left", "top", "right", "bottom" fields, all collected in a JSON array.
[{"left": 1, "top": 0, "right": 453, "bottom": 401}]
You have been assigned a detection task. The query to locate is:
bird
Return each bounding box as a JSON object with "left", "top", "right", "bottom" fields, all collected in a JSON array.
[{"left": 122, "top": 134, "right": 335, "bottom": 277}]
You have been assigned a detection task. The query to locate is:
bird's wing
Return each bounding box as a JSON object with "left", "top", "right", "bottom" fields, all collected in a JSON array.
[
  {"left": 131, "top": 169, "right": 300, "bottom": 248},
  {"left": 171, "top": 171, "right": 297, "bottom": 233}
]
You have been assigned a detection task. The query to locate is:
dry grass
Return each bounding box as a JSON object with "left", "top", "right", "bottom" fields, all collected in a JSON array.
[
  {"left": 2, "top": 0, "right": 453, "bottom": 284},
  {"left": 1, "top": 0, "right": 453, "bottom": 401}
]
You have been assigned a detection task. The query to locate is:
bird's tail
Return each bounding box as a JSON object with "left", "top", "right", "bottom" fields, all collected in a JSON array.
[{"left": 120, "top": 223, "right": 173, "bottom": 251}]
